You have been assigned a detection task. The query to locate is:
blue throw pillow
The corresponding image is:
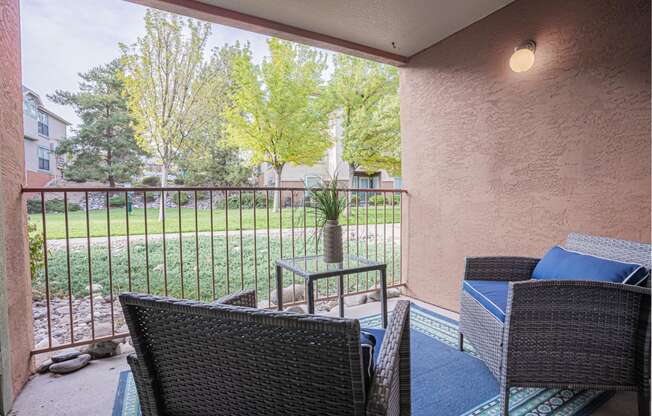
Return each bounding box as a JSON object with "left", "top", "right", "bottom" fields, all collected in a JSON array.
[
  {"left": 532, "top": 245, "right": 646, "bottom": 284},
  {"left": 360, "top": 328, "right": 385, "bottom": 394}
]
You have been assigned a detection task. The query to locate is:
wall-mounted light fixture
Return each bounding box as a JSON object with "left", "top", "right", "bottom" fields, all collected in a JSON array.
[{"left": 509, "top": 41, "right": 536, "bottom": 73}]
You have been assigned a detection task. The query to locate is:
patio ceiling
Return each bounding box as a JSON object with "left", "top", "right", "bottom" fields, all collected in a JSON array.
[{"left": 128, "top": 0, "right": 514, "bottom": 65}]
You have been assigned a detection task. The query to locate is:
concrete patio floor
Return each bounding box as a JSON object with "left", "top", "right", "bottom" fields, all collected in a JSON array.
[{"left": 10, "top": 297, "right": 637, "bottom": 416}]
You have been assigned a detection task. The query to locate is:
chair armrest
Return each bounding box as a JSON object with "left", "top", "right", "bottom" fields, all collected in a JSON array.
[
  {"left": 367, "top": 300, "right": 411, "bottom": 416},
  {"left": 501, "top": 280, "right": 651, "bottom": 389},
  {"left": 212, "top": 289, "right": 257, "bottom": 308},
  {"left": 464, "top": 256, "right": 539, "bottom": 281},
  {"left": 127, "top": 353, "right": 162, "bottom": 416}
]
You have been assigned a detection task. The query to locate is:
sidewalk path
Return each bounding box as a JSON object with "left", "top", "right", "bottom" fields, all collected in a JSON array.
[{"left": 45, "top": 223, "right": 402, "bottom": 250}]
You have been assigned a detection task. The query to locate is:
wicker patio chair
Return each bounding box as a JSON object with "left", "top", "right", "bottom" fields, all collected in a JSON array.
[
  {"left": 458, "top": 233, "right": 651, "bottom": 416},
  {"left": 120, "top": 289, "right": 411, "bottom": 416}
]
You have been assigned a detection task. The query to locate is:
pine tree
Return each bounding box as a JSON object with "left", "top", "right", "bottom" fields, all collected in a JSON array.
[{"left": 49, "top": 59, "right": 143, "bottom": 186}]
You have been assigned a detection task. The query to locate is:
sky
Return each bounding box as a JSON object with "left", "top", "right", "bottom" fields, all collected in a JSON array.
[{"left": 20, "top": 0, "right": 321, "bottom": 129}]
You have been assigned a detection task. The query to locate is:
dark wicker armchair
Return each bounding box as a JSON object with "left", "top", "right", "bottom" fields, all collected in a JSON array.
[
  {"left": 120, "top": 289, "right": 411, "bottom": 416},
  {"left": 459, "top": 233, "right": 651, "bottom": 416}
]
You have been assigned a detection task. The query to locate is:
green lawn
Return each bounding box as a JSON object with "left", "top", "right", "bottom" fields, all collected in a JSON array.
[
  {"left": 29, "top": 206, "right": 401, "bottom": 240},
  {"left": 33, "top": 234, "right": 402, "bottom": 302}
]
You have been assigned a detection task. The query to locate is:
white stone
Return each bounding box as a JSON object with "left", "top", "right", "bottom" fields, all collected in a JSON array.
[
  {"left": 85, "top": 284, "right": 103, "bottom": 293},
  {"left": 35, "top": 337, "right": 59, "bottom": 350},
  {"left": 116, "top": 342, "right": 135, "bottom": 355},
  {"left": 285, "top": 305, "right": 307, "bottom": 314},
  {"left": 344, "top": 294, "right": 367, "bottom": 306},
  {"left": 368, "top": 286, "right": 401, "bottom": 301},
  {"left": 270, "top": 284, "right": 305, "bottom": 305},
  {"left": 93, "top": 322, "right": 112, "bottom": 337}
]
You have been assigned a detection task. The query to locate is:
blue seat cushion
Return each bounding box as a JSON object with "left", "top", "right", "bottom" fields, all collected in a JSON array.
[
  {"left": 532, "top": 245, "right": 646, "bottom": 285},
  {"left": 462, "top": 280, "right": 509, "bottom": 322},
  {"left": 360, "top": 328, "right": 385, "bottom": 394}
]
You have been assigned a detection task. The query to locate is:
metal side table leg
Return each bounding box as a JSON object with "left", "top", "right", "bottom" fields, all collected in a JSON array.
[{"left": 338, "top": 274, "right": 344, "bottom": 318}]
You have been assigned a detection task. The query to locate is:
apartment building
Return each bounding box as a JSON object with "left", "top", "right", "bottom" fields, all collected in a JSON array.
[{"left": 22, "top": 86, "right": 69, "bottom": 187}]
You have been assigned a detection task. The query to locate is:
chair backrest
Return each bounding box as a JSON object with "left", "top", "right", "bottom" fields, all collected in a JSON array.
[
  {"left": 565, "top": 232, "right": 651, "bottom": 270},
  {"left": 121, "top": 293, "right": 366, "bottom": 416}
]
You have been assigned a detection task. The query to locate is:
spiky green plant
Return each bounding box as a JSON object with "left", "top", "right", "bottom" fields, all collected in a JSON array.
[{"left": 311, "top": 177, "right": 346, "bottom": 227}]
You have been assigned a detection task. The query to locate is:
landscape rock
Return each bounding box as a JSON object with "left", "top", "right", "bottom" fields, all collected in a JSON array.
[
  {"left": 87, "top": 340, "right": 119, "bottom": 359},
  {"left": 285, "top": 305, "right": 307, "bottom": 314},
  {"left": 387, "top": 288, "right": 401, "bottom": 298},
  {"left": 270, "top": 284, "right": 305, "bottom": 305},
  {"left": 51, "top": 349, "right": 81, "bottom": 363},
  {"left": 368, "top": 286, "right": 401, "bottom": 302},
  {"left": 36, "top": 359, "right": 53, "bottom": 374},
  {"left": 35, "top": 337, "right": 59, "bottom": 351},
  {"left": 344, "top": 294, "right": 367, "bottom": 307},
  {"left": 85, "top": 284, "right": 103, "bottom": 294},
  {"left": 93, "top": 322, "right": 113, "bottom": 337},
  {"left": 49, "top": 354, "right": 91, "bottom": 374},
  {"left": 116, "top": 342, "right": 135, "bottom": 355}
]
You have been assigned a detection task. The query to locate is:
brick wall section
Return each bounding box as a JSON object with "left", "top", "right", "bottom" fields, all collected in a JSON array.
[
  {"left": 399, "top": 0, "right": 651, "bottom": 310},
  {"left": 25, "top": 171, "right": 54, "bottom": 188},
  {"left": 0, "top": 0, "right": 34, "bottom": 407}
]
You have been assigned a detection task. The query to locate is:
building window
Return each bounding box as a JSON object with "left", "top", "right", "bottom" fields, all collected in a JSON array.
[
  {"left": 23, "top": 95, "right": 37, "bottom": 119},
  {"left": 304, "top": 175, "right": 322, "bottom": 189},
  {"left": 38, "top": 110, "right": 49, "bottom": 137},
  {"left": 38, "top": 147, "right": 50, "bottom": 171}
]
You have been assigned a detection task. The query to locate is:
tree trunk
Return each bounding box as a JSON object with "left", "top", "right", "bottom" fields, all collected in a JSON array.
[
  {"left": 159, "top": 164, "right": 168, "bottom": 222},
  {"left": 273, "top": 165, "right": 283, "bottom": 213},
  {"left": 346, "top": 162, "right": 357, "bottom": 217}
]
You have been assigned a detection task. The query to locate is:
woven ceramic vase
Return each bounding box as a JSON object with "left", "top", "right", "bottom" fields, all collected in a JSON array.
[{"left": 323, "top": 220, "right": 343, "bottom": 263}]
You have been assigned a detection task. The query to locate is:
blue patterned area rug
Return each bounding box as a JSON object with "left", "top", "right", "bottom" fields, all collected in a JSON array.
[{"left": 112, "top": 303, "right": 611, "bottom": 416}]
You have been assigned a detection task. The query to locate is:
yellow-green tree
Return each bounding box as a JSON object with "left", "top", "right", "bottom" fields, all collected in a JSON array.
[
  {"left": 225, "top": 39, "right": 331, "bottom": 211},
  {"left": 325, "top": 55, "right": 400, "bottom": 185},
  {"left": 120, "top": 9, "right": 216, "bottom": 220}
]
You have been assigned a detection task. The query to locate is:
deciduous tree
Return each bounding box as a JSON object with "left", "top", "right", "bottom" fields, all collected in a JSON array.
[
  {"left": 225, "top": 39, "right": 331, "bottom": 211},
  {"left": 178, "top": 45, "right": 253, "bottom": 187},
  {"left": 120, "top": 9, "right": 216, "bottom": 219},
  {"left": 325, "top": 55, "right": 400, "bottom": 187}
]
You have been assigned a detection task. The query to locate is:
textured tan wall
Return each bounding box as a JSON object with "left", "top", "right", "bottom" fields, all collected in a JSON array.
[
  {"left": 400, "top": 0, "right": 651, "bottom": 311},
  {"left": 0, "top": 0, "right": 34, "bottom": 407}
]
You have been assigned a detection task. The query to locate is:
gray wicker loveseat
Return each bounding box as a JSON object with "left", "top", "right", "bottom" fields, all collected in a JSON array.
[
  {"left": 120, "top": 289, "right": 411, "bottom": 416},
  {"left": 459, "top": 233, "right": 651, "bottom": 416}
]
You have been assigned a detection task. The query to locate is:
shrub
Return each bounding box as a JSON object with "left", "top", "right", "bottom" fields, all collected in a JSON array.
[
  {"left": 226, "top": 192, "right": 267, "bottom": 209},
  {"left": 368, "top": 195, "right": 386, "bottom": 206},
  {"left": 27, "top": 198, "right": 42, "bottom": 214},
  {"left": 172, "top": 192, "right": 190, "bottom": 206},
  {"left": 108, "top": 195, "right": 126, "bottom": 207},
  {"left": 141, "top": 176, "right": 161, "bottom": 187},
  {"left": 173, "top": 177, "right": 185, "bottom": 185},
  {"left": 41, "top": 198, "right": 81, "bottom": 213},
  {"left": 27, "top": 222, "right": 44, "bottom": 280}
]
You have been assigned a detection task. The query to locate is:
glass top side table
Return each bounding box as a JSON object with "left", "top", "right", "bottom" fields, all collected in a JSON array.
[{"left": 275, "top": 255, "right": 388, "bottom": 328}]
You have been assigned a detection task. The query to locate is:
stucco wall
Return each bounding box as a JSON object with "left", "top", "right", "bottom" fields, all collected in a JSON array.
[
  {"left": 400, "top": 0, "right": 651, "bottom": 310},
  {"left": 0, "top": 0, "right": 34, "bottom": 409}
]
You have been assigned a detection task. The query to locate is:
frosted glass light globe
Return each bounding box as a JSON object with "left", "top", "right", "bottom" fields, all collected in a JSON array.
[{"left": 509, "top": 42, "right": 536, "bottom": 73}]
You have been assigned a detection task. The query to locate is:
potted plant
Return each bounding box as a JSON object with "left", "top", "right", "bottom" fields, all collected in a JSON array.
[{"left": 311, "top": 177, "right": 346, "bottom": 263}]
